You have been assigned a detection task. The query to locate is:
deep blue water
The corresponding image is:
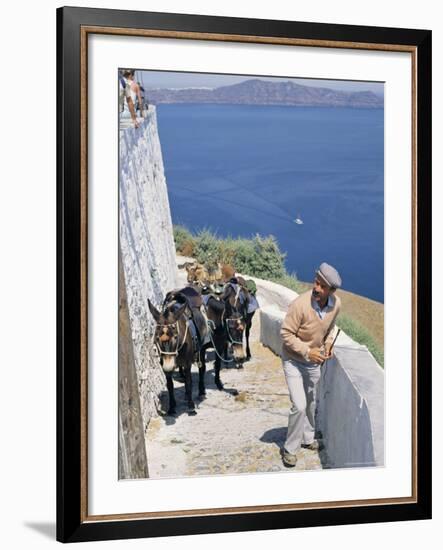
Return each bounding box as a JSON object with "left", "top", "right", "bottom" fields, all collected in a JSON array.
[{"left": 157, "top": 104, "right": 384, "bottom": 302}]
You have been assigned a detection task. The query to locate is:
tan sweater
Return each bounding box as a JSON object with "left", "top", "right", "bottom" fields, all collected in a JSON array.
[{"left": 280, "top": 290, "right": 341, "bottom": 364}]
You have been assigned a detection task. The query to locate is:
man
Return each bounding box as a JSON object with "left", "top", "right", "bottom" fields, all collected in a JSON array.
[{"left": 280, "top": 262, "right": 342, "bottom": 467}]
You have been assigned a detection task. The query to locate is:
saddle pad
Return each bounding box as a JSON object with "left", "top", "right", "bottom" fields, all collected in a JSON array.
[
  {"left": 189, "top": 310, "right": 211, "bottom": 349},
  {"left": 187, "top": 318, "right": 200, "bottom": 353},
  {"left": 165, "top": 286, "right": 202, "bottom": 310},
  {"left": 229, "top": 283, "right": 247, "bottom": 305},
  {"left": 247, "top": 294, "right": 260, "bottom": 314}
]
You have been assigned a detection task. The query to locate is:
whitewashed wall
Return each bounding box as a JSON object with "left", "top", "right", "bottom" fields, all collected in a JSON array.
[{"left": 119, "top": 106, "right": 179, "bottom": 431}]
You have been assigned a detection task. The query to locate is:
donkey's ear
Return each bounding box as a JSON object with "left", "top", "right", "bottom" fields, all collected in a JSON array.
[
  {"left": 173, "top": 302, "right": 187, "bottom": 319},
  {"left": 221, "top": 285, "right": 231, "bottom": 301},
  {"left": 148, "top": 299, "right": 161, "bottom": 322}
]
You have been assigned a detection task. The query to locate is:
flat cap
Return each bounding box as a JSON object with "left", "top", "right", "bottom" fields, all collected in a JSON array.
[{"left": 316, "top": 262, "right": 342, "bottom": 289}]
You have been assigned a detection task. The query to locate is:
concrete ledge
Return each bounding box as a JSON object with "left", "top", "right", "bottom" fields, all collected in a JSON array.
[
  {"left": 260, "top": 306, "right": 285, "bottom": 357},
  {"left": 240, "top": 275, "right": 298, "bottom": 310},
  {"left": 322, "top": 346, "right": 384, "bottom": 467}
]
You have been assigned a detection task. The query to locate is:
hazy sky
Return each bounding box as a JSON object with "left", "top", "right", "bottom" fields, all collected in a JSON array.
[{"left": 133, "top": 69, "right": 384, "bottom": 96}]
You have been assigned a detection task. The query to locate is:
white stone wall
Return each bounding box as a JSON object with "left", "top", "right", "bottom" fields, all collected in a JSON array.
[
  {"left": 119, "top": 107, "right": 178, "bottom": 431},
  {"left": 316, "top": 348, "right": 384, "bottom": 468}
]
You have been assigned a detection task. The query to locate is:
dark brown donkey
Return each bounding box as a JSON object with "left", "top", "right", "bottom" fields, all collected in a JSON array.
[
  {"left": 148, "top": 287, "right": 208, "bottom": 416},
  {"left": 222, "top": 278, "right": 258, "bottom": 362},
  {"left": 199, "top": 290, "right": 244, "bottom": 393}
]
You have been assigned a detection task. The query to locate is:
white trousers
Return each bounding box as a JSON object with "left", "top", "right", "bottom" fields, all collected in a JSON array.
[{"left": 282, "top": 359, "right": 321, "bottom": 454}]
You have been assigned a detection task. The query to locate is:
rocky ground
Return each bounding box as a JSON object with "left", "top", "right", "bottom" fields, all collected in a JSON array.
[{"left": 145, "top": 273, "right": 330, "bottom": 479}]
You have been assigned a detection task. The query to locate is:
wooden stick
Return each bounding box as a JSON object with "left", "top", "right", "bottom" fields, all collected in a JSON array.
[
  {"left": 321, "top": 328, "right": 341, "bottom": 365},
  {"left": 328, "top": 328, "right": 342, "bottom": 352}
]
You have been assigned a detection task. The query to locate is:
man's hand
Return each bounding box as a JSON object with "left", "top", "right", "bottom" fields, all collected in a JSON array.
[
  {"left": 324, "top": 343, "right": 334, "bottom": 359},
  {"left": 308, "top": 347, "right": 327, "bottom": 364}
]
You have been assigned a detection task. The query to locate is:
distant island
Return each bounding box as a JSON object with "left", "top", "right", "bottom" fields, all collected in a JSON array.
[{"left": 146, "top": 79, "right": 383, "bottom": 109}]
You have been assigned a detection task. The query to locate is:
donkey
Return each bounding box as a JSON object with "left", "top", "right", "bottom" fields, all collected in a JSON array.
[
  {"left": 148, "top": 289, "right": 208, "bottom": 416},
  {"left": 222, "top": 278, "right": 258, "bottom": 362},
  {"left": 200, "top": 292, "right": 243, "bottom": 394},
  {"left": 185, "top": 262, "right": 235, "bottom": 286},
  {"left": 184, "top": 262, "right": 212, "bottom": 285}
]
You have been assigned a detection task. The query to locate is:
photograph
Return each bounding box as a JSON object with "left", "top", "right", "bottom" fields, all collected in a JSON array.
[
  {"left": 0, "top": 0, "right": 437, "bottom": 547},
  {"left": 118, "top": 68, "right": 385, "bottom": 480},
  {"left": 55, "top": 5, "right": 431, "bottom": 542}
]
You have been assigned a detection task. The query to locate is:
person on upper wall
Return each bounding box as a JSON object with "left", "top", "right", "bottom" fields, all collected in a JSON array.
[{"left": 119, "top": 69, "right": 141, "bottom": 128}]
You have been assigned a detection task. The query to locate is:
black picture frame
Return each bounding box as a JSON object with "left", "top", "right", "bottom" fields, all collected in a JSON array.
[{"left": 57, "top": 6, "right": 432, "bottom": 543}]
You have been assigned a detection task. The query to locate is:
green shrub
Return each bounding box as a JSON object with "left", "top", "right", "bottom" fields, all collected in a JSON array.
[
  {"left": 336, "top": 314, "right": 384, "bottom": 368},
  {"left": 225, "top": 238, "right": 255, "bottom": 273},
  {"left": 193, "top": 229, "right": 221, "bottom": 269},
  {"left": 173, "top": 226, "right": 286, "bottom": 279},
  {"left": 173, "top": 225, "right": 194, "bottom": 253},
  {"left": 250, "top": 235, "right": 286, "bottom": 279},
  {"left": 217, "top": 238, "right": 236, "bottom": 266},
  {"left": 180, "top": 240, "right": 195, "bottom": 257},
  {"left": 226, "top": 235, "right": 286, "bottom": 279}
]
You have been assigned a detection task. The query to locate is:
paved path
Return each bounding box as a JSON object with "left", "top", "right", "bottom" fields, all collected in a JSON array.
[{"left": 145, "top": 270, "right": 327, "bottom": 478}]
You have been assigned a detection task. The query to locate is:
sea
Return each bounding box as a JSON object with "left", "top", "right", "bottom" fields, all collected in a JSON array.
[{"left": 156, "top": 103, "right": 384, "bottom": 303}]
